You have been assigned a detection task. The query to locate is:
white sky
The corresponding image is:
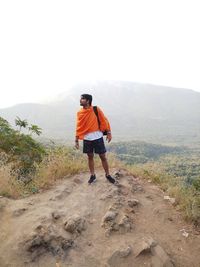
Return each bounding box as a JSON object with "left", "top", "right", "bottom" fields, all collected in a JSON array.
[{"left": 0, "top": 0, "right": 200, "bottom": 108}]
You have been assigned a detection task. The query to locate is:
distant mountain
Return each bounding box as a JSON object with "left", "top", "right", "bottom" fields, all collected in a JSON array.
[{"left": 1, "top": 81, "right": 200, "bottom": 145}]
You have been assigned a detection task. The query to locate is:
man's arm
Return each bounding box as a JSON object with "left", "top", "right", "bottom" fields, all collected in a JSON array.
[
  {"left": 106, "top": 131, "right": 112, "bottom": 143},
  {"left": 75, "top": 136, "right": 79, "bottom": 149},
  {"left": 75, "top": 111, "right": 80, "bottom": 149}
]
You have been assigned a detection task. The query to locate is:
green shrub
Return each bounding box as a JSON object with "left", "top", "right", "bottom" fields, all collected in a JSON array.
[{"left": 0, "top": 116, "right": 45, "bottom": 177}]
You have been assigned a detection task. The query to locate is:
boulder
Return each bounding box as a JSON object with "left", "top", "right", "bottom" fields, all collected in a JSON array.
[
  {"left": 64, "top": 215, "right": 86, "bottom": 234},
  {"left": 135, "top": 237, "right": 157, "bottom": 257},
  {"left": 24, "top": 226, "right": 74, "bottom": 261},
  {"left": 102, "top": 211, "right": 118, "bottom": 223},
  {"left": 108, "top": 246, "right": 132, "bottom": 266},
  {"left": 118, "top": 215, "right": 133, "bottom": 233},
  {"left": 151, "top": 244, "right": 174, "bottom": 267}
]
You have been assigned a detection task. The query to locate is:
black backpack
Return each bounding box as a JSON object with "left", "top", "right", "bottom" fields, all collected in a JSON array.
[{"left": 93, "top": 106, "right": 108, "bottom": 135}]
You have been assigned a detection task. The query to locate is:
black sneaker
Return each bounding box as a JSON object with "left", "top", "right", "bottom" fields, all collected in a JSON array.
[
  {"left": 88, "top": 174, "right": 96, "bottom": 184},
  {"left": 106, "top": 174, "right": 115, "bottom": 184}
]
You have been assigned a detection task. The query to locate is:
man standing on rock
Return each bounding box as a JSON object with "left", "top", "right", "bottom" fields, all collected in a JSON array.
[{"left": 75, "top": 94, "right": 116, "bottom": 184}]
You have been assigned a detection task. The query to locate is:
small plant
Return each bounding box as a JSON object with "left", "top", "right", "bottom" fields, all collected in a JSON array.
[
  {"left": 192, "top": 177, "right": 200, "bottom": 191},
  {"left": 15, "top": 117, "right": 28, "bottom": 131},
  {"left": 28, "top": 124, "right": 42, "bottom": 136}
]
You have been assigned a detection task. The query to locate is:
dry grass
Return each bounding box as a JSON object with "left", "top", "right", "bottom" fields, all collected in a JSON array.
[
  {"left": 0, "top": 147, "right": 121, "bottom": 199},
  {"left": 127, "top": 163, "right": 200, "bottom": 224},
  {"left": 33, "top": 147, "right": 88, "bottom": 189},
  {"left": 33, "top": 147, "right": 121, "bottom": 190},
  {"left": 168, "top": 185, "right": 200, "bottom": 223},
  {"left": 0, "top": 163, "right": 22, "bottom": 199}
]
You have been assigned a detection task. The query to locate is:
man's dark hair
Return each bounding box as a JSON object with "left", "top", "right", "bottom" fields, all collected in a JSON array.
[{"left": 81, "top": 94, "right": 93, "bottom": 105}]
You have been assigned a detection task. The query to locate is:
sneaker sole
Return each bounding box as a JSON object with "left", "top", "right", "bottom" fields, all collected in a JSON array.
[{"left": 88, "top": 179, "right": 97, "bottom": 184}]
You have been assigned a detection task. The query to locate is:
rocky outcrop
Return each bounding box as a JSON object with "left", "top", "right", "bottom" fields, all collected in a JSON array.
[
  {"left": 134, "top": 237, "right": 174, "bottom": 267},
  {"left": 23, "top": 225, "right": 74, "bottom": 262}
]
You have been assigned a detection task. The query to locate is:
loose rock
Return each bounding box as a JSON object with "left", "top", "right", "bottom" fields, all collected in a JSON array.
[
  {"left": 127, "top": 199, "right": 139, "bottom": 207},
  {"left": 52, "top": 211, "right": 62, "bottom": 220},
  {"left": 13, "top": 208, "right": 27, "bottom": 217},
  {"left": 164, "top": 196, "right": 176, "bottom": 205},
  {"left": 131, "top": 185, "right": 144, "bottom": 193}
]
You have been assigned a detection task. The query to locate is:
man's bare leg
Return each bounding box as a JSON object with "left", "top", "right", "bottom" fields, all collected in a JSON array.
[
  {"left": 87, "top": 153, "right": 95, "bottom": 175},
  {"left": 99, "top": 153, "right": 109, "bottom": 175},
  {"left": 99, "top": 153, "right": 115, "bottom": 184}
]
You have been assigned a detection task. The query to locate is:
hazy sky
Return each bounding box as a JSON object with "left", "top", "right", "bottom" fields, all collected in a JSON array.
[{"left": 0, "top": 0, "right": 200, "bottom": 108}]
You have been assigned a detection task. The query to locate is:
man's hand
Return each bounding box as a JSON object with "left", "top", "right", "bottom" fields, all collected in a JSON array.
[
  {"left": 106, "top": 132, "right": 112, "bottom": 143},
  {"left": 75, "top": 140, "right": 79, "bottom": 149}
]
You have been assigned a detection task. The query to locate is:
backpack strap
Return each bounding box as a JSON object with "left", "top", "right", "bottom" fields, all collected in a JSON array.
[{"left": 93, "top": 106, "right": 101, "bottom": 129}]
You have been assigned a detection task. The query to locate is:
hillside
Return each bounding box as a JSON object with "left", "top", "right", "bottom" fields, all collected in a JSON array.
[
  {"left": 0, "top": 169, "right": 200, "bottom": 267},
  {"left": 1, "top": 81, "right": 200, "bottom": 145}
]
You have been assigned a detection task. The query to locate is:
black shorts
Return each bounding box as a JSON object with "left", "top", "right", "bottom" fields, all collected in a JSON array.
[{"left": 83, "top": 137, "right": 106, "bottom": 154}]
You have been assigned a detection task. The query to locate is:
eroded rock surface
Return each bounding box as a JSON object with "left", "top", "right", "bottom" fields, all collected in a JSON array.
[{"left": 0, "top": 170, "right": 199, "bottom": 267}]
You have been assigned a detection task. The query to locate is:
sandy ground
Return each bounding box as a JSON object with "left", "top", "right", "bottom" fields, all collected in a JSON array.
[{"left": 0, "top": 169, "right": 200, "bottom": 267}]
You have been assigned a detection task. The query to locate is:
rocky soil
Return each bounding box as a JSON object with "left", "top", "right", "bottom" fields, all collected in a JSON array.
[{"left": 0, "top": 169, "right": 200, "bottom": 267}]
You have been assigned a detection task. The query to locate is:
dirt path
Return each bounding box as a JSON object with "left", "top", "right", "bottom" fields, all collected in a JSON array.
[{"left": 0, "top": 169, "right": 200, "bottom": 267}]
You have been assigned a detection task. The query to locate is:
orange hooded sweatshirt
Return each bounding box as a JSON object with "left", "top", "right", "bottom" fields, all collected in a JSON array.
[{"left": 76, "top": 106, "right": 111, "bottom": 140}]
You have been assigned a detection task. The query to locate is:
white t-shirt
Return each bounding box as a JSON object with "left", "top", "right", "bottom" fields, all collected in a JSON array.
[{"left": 84, "top": 130, "right": 103, "bottom": 141}]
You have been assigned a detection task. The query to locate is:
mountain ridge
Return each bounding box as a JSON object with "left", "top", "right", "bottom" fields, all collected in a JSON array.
[{"left": 1, "top": 81, "right": 200, "bottom": 145}]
